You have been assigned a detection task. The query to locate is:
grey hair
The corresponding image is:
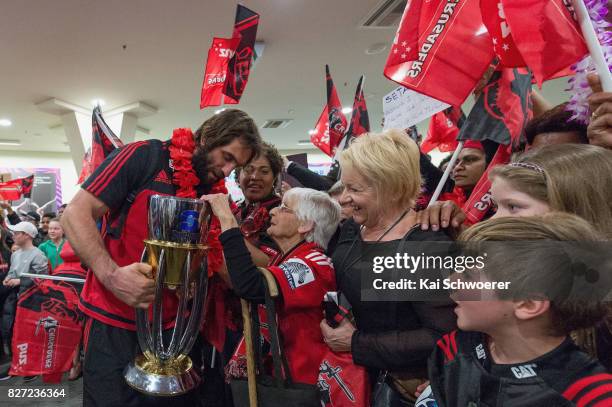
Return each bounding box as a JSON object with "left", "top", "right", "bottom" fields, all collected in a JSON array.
[
  {"left": 284, "top": 187, "right": 341, "bottom": 249},
  {"left": 327, "top": 181, "right": 344, "bottom": 197}
]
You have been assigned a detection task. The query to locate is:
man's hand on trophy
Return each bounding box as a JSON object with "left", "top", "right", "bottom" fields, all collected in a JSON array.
[
  {"left": 107, "top": 263, "right": 155, "bottom": 309},
  {"left": 200, "top": 193, "right": 238, "bottom": 232}
]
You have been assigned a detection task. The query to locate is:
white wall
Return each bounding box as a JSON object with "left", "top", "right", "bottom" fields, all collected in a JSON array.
[{"left": 0, "top": 150, "right": 79, "bottom": 203}]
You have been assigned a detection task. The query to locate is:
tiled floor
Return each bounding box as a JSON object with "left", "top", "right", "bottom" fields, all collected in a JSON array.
[{"left": 0, "top": 361, "right": 83, "bottom": 407}]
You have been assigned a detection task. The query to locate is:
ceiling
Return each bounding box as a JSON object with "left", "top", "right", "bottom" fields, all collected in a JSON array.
[{"left": 0, "top": 0, "right": 572, "bottom": 155}]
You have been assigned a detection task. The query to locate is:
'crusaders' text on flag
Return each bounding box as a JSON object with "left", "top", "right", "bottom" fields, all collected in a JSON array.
[
  {"left": 78, "top": 107, "right": 124, "bottom": 184},
  {"left": 421, "top": 106, "right": 465, "bottom": 153},
  {"left": 200, "top": 37, "right": 240, "bottom": 108},
  {"left": 384, "top": 0, "right": 495, "bottom": 107},
  {"left": 224, "top": 5, "right": 259, "bottom": 104}
]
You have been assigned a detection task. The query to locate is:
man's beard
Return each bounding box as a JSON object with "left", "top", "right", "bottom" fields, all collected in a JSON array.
[{"left": 192, "top": 145, "right": 224, "bottom": 186}]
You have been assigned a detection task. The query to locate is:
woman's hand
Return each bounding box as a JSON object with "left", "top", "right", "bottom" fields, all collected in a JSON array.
[
  {"left": 416, "top": 200, "right": 466, "bottom": 231},
  {"left": 200, "top": 194, "right": 237, "bottom": 231},
  {"left": 587, "top": 73, "right": 612, "bottom": 149},
  {"left": 320, "top": 318, "right": 356, "bottom": 352}
]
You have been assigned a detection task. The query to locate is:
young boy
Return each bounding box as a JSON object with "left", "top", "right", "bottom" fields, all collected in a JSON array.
[{"left": 417, "top": 213, "right": 612, "bottom": 407}]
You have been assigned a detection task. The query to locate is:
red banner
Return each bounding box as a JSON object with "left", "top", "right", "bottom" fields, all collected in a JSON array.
[
  {"left": 421, "top": 106, "right": 464, "bottom": 153},
  {"left": 310, "top": 106, "right": 333, "bottom": 157},
  {"left": 498, "top": 0, "right": 587, "bottom": 85},
  {"left": 0, "top": 175, "right": 34, "bottom": 201},
  {"left": 78, "top": 107, "right": 124, "bottom": 184},
  {"left": 200, "top": 37, "right": 241, "bottom": 108},
  {"left": 318, "top": 352, "right": 370, "bottom": 407},
  {"left": 384, "top": 0, "right": 494, "bottom": 106},
  {"left": 384, "top": 0, "right": 587, "bottom": 106},
  {"left": 224, "top": 5, "right": 260, "bottom": 104},
  {"left": 345, "top": 75, "right": 370, "bottom": 142},
  {"left": 325, "top": 65, "right": 347, "bottom": 155},
  {"left": 10, "top": 274, "right": 83, "bottom": 382}
]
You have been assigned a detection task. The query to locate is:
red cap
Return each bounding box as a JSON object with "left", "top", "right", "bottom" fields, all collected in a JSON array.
[{"left": 462, "top": 140, "right": 484, "bottom": 151}]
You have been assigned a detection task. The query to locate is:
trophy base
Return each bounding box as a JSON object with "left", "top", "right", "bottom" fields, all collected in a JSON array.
[{"left": 124, "top": 353, "right": 201, "bottom": 396}]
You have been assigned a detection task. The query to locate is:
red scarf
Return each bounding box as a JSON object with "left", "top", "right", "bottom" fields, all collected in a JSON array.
[{"left": 169, "top": 128, "right": 227, "bottom": 276}]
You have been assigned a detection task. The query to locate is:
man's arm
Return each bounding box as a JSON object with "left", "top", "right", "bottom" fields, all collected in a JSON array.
[{"left": 61, "top": 189, "right": 155, "bottom": 308}]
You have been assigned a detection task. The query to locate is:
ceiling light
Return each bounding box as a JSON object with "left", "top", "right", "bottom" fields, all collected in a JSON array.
[
  {"left": 0, "top": 119, "right": 12, "bottom": 127},
  {"left": 91, "top": 99, "right": 106, "bottom": 107},
  {"left": 215, "top": 108, "right": 226, "bottom": 115},
  {"left": 0, "top": 139, "right": 21, "bottom": 146},
  {"left": 297, "top": 140, "right": 313, "bottom": 146},
  {"left": 307, "top": 129, "right": 317, "bottom": 135},
  {"left": 342, "top": 107, "right": 353, "bottom": 114}
]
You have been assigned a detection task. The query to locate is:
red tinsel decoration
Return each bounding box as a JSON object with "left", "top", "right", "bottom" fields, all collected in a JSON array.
[
  {"left": 169, "top": 128, "right": 199, "bottom": 198},
  {"left": 170, "top": 129, "right": 230, "bottom": 276}
]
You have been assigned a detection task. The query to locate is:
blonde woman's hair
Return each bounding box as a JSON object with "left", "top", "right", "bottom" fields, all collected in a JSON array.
[
  {"left": 338, "top": 129, "right": 421, "bottom": 208},
  {"left": 490, "top": 144, "right": 612, "bottom": 237}
]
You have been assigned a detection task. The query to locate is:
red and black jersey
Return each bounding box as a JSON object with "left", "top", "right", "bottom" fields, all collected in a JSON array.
[
  {"left": 426, "top": 330, "right": 612, "bottom": 407},
  {"left": 227, "top": 240, "right": 336, "bottom": 385},
  {"left": 232, "top": 195, "right": 281, "bottom": 258},
  {"left": 80, "top": 139, "right": 181, "bottom": 330}
]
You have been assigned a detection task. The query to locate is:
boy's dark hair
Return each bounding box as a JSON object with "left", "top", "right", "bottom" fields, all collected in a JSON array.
[
  {"left": 42, "top": 212, "right": 56, "bottom": 219},
  {"left": 194, "top": 109, "right": 261, "bottom": 157},
  {"left": 458, "top": 213, "right": 610, "bottom": 336},
  {"left": 524, "top": 103, "right": 588, "bottom": 145}
]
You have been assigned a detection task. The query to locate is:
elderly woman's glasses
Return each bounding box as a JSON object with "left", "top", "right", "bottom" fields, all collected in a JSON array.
[{"left": 278, "top": 203, "right": 295, "bottom": 214}]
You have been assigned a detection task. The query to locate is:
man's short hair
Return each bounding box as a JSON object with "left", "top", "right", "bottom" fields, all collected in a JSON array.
[
  {"left": 194, "top": 109, "right": 261, "bottom": 156},
  {"left": 524, "top": 103, "right": 588, "bottom": 145}
]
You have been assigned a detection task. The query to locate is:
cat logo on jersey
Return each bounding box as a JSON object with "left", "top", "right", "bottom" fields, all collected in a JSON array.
[{"left": 279, "top": 259, "right": 315, "bottom": 289}]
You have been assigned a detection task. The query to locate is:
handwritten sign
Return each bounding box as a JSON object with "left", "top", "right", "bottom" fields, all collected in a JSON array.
[{"left": 382, "top": 87, "right": 449, "bottom": 130}]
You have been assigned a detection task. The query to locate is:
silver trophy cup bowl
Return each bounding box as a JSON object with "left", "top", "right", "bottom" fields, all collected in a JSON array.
[{"left": 124, "top": 195, "right": 210, "bottom": 396}]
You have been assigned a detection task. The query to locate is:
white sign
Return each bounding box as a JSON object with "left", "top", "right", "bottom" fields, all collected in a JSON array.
[{"left": 382, "top": 86, "right": 450, "bottom": 130}]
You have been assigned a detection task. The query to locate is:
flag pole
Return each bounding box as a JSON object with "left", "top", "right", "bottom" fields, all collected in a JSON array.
[
  {"left": 573, "top": 0, "right": 612, "bottom": 91},
  {"left": 428, "top": 141, "right": 464, "bottom": 207}
]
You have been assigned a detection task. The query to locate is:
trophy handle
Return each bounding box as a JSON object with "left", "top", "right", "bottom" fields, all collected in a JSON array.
[
  {"left": 151, "top": 248, "right": 167, "bottom": 360},
  {"left": 136, "top": 247, "right": 154, "bottom": 357},
  {"left": 163, "top": 250, "right": 192, "bottom": 359},
  {"left": 176, "top": 256, "right": 209, "bottom": 356}
]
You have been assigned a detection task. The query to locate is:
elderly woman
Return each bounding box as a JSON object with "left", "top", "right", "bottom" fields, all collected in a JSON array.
[
  {"left": 203, "top": 187, "right": 341, "bottom": 384},
  {"left": 321, "top": 130, "right": 457, "bottom": 403}
]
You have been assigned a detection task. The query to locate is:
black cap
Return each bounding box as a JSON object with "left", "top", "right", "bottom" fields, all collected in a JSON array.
[{"left": 25, "top": 211, "right": 40, "bottom": 222}]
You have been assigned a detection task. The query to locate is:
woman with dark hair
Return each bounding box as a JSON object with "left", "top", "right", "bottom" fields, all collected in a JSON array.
[{"left": 233, "top": 141, "right": 284, "bottom": 258}]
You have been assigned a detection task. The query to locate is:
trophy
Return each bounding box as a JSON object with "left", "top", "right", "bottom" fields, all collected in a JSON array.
[{"left": 124, "top": 195, "right": 210, "bottom": 396}]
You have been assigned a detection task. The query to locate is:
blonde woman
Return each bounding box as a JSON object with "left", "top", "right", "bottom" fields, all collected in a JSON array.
[{"left": 321, "top": 130, "right": 456, "bottom": 403}]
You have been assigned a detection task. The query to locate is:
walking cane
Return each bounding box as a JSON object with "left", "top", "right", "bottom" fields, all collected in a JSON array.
[{"left": 241, "top": 299, "right": 258, "bottom": 407}]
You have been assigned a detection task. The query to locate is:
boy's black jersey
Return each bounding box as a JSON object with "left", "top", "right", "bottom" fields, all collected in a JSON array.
[{"left": 427, "top": 330, "right": 612, "bottom": 407}]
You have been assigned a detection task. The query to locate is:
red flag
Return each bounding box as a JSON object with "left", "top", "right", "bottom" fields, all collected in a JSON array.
[
  {"left": 325, "top": 65, "right": 347, "bottom": 155},
  {"left": 421, "top": 106, "right": 465, "bottom": 153},
  {"left": 200, "top": 37, "right": 240, "bottom": 108},
  {"left": 78, "top": 107, "right": 124, "bottom": 184},
  {"left": 224, "top": 5, "right": 259, "bottom": 104},
  {"left": 0, "top": 175, "right": 34, "bottom": 201},
  {"left": 384, "top": 0, "right": 495, "bottom": 106},
  {"left": 385, "top": 0, "right": 587, "bottom": 107},
  {"left": 459, "top": 67, "right": 533, "bottom": 223},
  {"left": 310, "top": 106, "right": 333, "bottom": 157},
  {"left": 10, "top": 275, "right": 83, "bottom": 381},
  {"left": 485, "top": 0, "right": 587, "bottom": 85},
  {"left": 345, "top": 75, "right": 370, "bottom": 141},
  {"left": 461, "top": 145, "right": 510, "bottom": 225}
]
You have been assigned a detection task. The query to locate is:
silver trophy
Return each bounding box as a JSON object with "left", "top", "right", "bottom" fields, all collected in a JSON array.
[{"left": 124, "top": 195, "right": 210, "bottom": 396}]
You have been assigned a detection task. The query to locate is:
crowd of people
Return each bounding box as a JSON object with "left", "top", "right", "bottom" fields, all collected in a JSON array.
[{"left": 0, "top": 76, "right": 610, "bottom": 406}]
